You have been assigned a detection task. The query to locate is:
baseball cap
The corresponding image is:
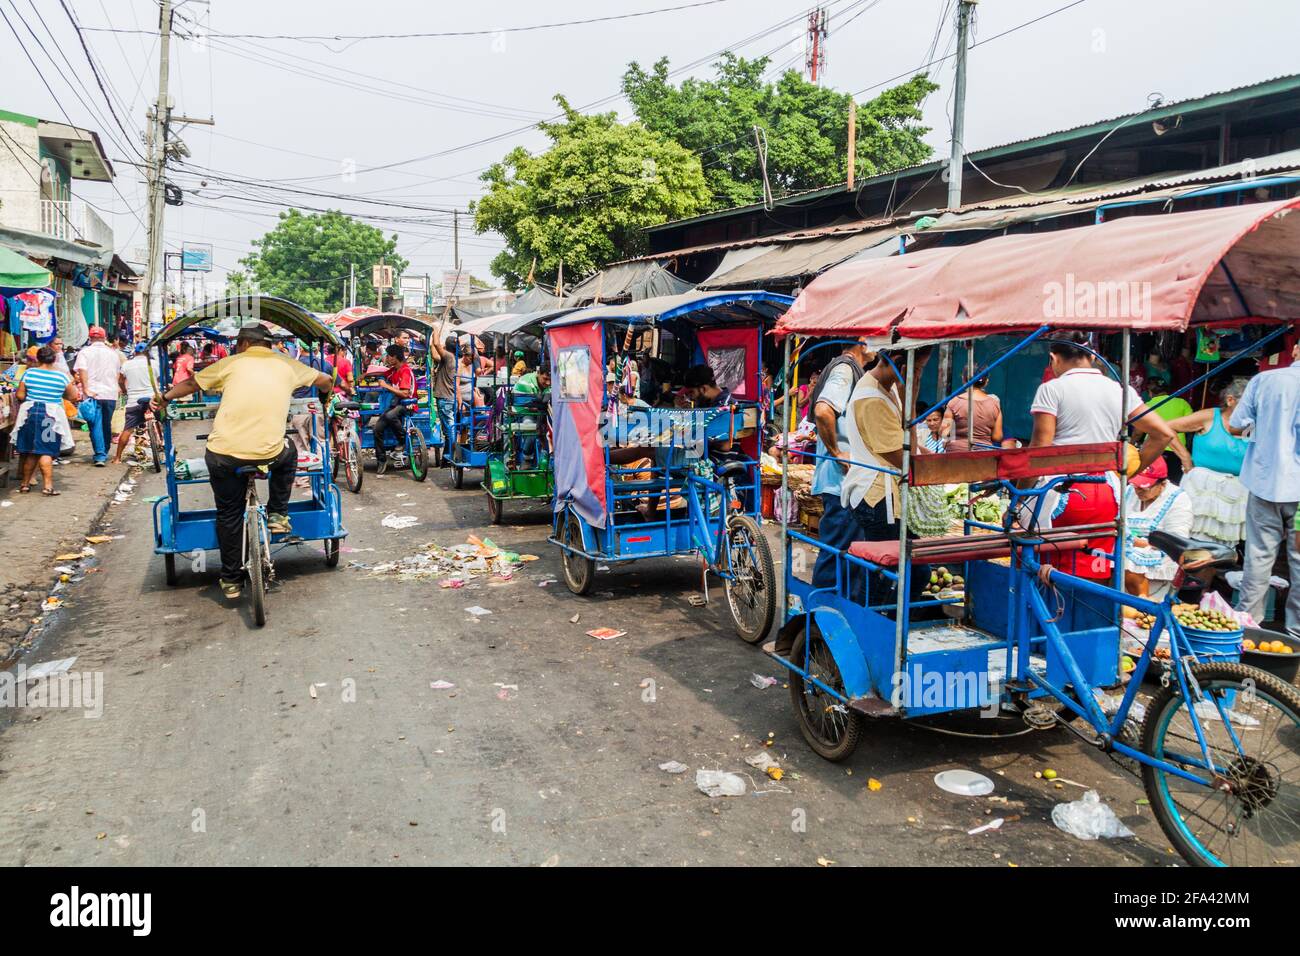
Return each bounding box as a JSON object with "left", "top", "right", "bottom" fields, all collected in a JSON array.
[
  {"left": 513, "top": 350, "right": 525, "bottom": 360},
  {"left": 1130, "top": 457, "right": 1168, "bottom": 489},
  {"left": 87, "top": 326, "right": 107, "bottom": 340},
  {"left": 133, "top": 342, "right": 149, "bottom": 354}
]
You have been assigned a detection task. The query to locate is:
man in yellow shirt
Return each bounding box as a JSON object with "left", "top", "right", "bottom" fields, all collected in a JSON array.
[{"left": 154, "top": 325, "right": 333, "bottom": 599}]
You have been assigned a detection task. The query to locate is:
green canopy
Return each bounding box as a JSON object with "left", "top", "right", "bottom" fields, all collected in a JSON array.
[{"left": 0, "top": 245, "right": 52, "bottom": 289}]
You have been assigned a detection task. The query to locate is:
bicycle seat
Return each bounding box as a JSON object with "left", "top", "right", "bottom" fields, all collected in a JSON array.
[
  {"left": 334, "top": 401, "right": 362, "bottom": 411},
  {"left": 1148, "top": 530, "right": 1238, "bottom": 569},
  {"left": 714, "top": 460, "right": 750, "bottom": 481}
]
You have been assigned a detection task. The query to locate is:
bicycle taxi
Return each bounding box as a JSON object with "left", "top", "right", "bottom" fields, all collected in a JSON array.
[
  {"left": 546, "top": 290, "right": 790, "bottom": 643},
  {"left": 338, "top": 312, "right": 442, "bottom": 484},
  {"left": 768, "top": 198, "right": 1300, "bottom": 866},
  {"left": 147, "top": 295, "right": 348, "bottom": 619},
  {"left": 446, "top": 318, "right": 498, "bottom": 490}
]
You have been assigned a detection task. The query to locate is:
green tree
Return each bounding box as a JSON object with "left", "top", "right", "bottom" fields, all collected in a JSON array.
[
  {"left": 622, "top": 54, "right": 938, "bottom": 210},
  {"left": 234, "top": 209, "right": 408, "bottom": 312},
  {"left": 472, "top": 96, "right": 712, "bottom": 290}
]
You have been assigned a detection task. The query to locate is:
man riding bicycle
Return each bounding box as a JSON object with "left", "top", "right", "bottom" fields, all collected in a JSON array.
[
  {"left": 368, "top": 343, "right": 415, "bottom": 462},
  {"left": 153, "top": 325, "right": 338, "bottom": 600}
]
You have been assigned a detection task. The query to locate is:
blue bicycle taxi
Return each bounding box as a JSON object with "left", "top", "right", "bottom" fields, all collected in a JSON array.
[
  {"left": 148, "top": 295, "right": 348, "bottom": 609},
  {"left": 767, "top": 199, "right": 1300, "bottom": 866},
  {"left": 545, "top": 291, "right": 790, "bottom": 643}
]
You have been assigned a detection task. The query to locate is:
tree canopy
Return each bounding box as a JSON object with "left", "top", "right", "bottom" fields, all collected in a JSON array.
[
  {"left": 622, "top": 54, "right": 938, "bottom": 210},
  {"left": 471, "top": 96, "right": 712, "bottom": 290},
  {"left": 230, "top": 209, "right": 408, "bottom": 312}
]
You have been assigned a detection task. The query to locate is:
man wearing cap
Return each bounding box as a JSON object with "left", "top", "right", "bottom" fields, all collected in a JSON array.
[
  {"left": 1122, "top": 458, "right": 1193, "bottom": 601},
  {"left": 511, "top": 350, "right": 527, "bottom": 378},
  {"left": 153, "top": 325, "right": 333, "bottom": 600},
  {"left": 74, "top": 326, "right": 125, "bottom": 466}
]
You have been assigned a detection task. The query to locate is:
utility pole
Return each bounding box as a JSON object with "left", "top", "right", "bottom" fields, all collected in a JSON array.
[
  {"left": 452, "top": 210, "right": 460, "bottom": 274},
  {"left": 947, "top": 0, "right": 976, "bottom": 211},
  {"left": 846, "top": 99, "right": 857, "bottom": 190},
  {"left": 349, "top": 262, "right": 356, "bottom": 308},
  {"left": 143, "top": 0, "right": 173, "bottom": 335},
  {"left": 805, "top": 8, "right": 828, "bottom": 85}
]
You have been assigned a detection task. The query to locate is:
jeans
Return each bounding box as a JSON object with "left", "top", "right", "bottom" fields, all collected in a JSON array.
[
  {"left": 89, "top": 397, "right": 116, "bottom": 461},
  {"left": 1237, "top": 493, "right": 1300, "bottom": 641},
  {"left": 435, "top": 397, "right": 455, "bottom": 457},
  {"left": 205, "top": 443, "right": 296, "bottom": 583},
  {"left": 372, "top": 404, "right": 407, "bottom": 455},
  {"left": 851, "top": 495, "right": 924, "bottom": 613},
  {"left": 811, "top": 492, "right": 867, "bottom": 604}
]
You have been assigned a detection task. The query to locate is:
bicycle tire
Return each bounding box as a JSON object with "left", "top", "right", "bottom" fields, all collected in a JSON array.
[
  {"left": 246, "top": 510, "right": 267, "bottom": 628},
  {"left": 723, "top": 513, "right": 776, "bottom": 645},
  {"left": 344, "top": 428, "right": 363, "bottom": 493},
  {"left": 1140, "top": 660, "right": 1300, "bottom": 866},
  {"left": 409, "top": 428, "right": 428, "bottom": 482},
  {"left": 147, "top": 420, "right": 164, "bottom": 473},
  {"left": 789, "top": 623, "right": 864, "bottom": 762}
]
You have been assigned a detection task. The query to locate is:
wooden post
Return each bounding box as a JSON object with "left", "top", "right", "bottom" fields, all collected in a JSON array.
[{"left": 847, "top": 99, "right": 857, "bottom": 190}]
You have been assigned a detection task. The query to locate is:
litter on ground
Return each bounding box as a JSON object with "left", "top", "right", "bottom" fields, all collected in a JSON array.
[{"left": 361, "top": 535, "right": 532, "bottom": 582}]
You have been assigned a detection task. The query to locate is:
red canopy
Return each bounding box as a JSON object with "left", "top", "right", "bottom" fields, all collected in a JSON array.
[{"left": 776, "top": 198, "right": 1300, "bottom": 339}]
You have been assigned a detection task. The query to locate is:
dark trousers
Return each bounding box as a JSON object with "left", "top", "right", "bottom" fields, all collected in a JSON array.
[
  {"left": 205, "top": 443, "right": 296, "bottom": 583},
  {"left": 851, "top": 495, "right": 925, "bottom": 613},
  {"left": 372, "top": 404, "right": 406, "bottom": 453},
  {"left": 812, "top": 492, "right": 866, "bottom": 604}
]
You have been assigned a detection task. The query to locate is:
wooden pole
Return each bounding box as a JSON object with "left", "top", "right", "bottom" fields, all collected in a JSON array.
[{"left": 846, "top": 99, "right": 857, "bottom": 190}]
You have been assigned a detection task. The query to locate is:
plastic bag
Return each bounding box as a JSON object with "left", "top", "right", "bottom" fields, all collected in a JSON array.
[
  {"left": 1051, "top": 790, "right": 1134, "bottom": 841},
  {"left": 695, "top": 769, "right": 747, "bottom": 797},
  {"left": 1200, "top": 590, "right": 1255, "bottom": 629},
  {"left": 78, "top": 397, "right": 101, "bottom": 431}
]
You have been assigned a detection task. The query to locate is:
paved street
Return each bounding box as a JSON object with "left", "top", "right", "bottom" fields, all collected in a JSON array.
[{"left": 0, "top": 441, "right": 1171, "bottom": 867}]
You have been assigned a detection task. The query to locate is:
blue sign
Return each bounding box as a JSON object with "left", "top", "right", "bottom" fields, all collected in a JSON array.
[{"left": 181, "top": 243, "right": 214, "bottom": 272}]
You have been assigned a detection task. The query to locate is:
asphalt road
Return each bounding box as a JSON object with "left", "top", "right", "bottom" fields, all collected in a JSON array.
[{"left": 0, "top": 444, "right": 1173, "bottom": 866}]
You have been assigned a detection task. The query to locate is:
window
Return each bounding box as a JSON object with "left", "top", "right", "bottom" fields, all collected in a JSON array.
[{"left": 556, "top": 345, "right": 591, "bottom": 402}]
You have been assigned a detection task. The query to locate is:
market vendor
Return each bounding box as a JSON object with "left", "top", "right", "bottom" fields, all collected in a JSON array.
[
  {"left": 1027, "top": 332, "right": 1178, "bottom": 580},
  {"left": 1122, "top": 458, "right": 1194, "bottom": 600}
]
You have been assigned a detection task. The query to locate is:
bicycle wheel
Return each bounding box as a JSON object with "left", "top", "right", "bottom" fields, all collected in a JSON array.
[
  {"left": 723, "top": 513, "right": 776, "bottom": 645},
  {"left": 246, "top": 510, "right": 267, "bottom": 628},
  {"left": 487, "top": 490, "right": 504, "bottom": 525},
  {"left": 147, "top": 420, "right": 164, "bottom": 473},
  {"left": 409, "top": 429, "right": 428, "bottom": 482},
  {"left": 561, "top": 511, "right": 595, "bottom": 596},
  {"left": 331, "top": 428, "right": 342, "bottom": 480},
  {"left": 788, "top": 622, "right": 863, "bottom": 762},
  {"left": 452, "top": 462, "right": 465, "bottom": 489},
  {"left": 1141, "top": 660, "right": 1300, "bottom": 866},
  {"left": 343, "top": 427, "right": 363, "bottom": 493},
  {"left": 324, "top": 537, "right": 340, "bottom": 568}
]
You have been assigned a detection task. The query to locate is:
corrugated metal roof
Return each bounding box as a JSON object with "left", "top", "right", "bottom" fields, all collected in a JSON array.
[
  {"left": 628, "top": 149, "right": 1300, "bottom": 263},
  {"left": 647, "top": 73, "right": 1300, "bottom": 234}
]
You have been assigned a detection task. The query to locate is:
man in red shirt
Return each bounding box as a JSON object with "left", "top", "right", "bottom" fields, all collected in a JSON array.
[{"left": 371, "top": 343, "right": 414, "bottom": 460}]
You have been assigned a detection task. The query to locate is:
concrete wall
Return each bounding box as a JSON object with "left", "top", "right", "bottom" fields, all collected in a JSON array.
[{"left": 0, "top": 114, "right": 43, "bottom": 234}]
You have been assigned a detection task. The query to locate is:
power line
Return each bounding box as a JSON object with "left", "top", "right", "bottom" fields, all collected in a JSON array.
[
  {"left": 86, "top": 0, "right": 737, "bottom": 44},
  {"left": 852, "top": 0, "right": 1089, "bottom": 95}
]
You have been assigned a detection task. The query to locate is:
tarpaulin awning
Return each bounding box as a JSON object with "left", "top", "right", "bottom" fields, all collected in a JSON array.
[
  {"left": 339, "top": 311, "right": 437, "bottom": 339},
  {"left": 564, "top": 260, "right": 694, "bottom": 305},
  {"left": 548, "top": 290, "right": 794, "bottom": 328},
  {"left": 149, "top": 295, "right": 343, "bottom": 348},
  {"left": 0, "top": 245, "right": 52, "bottom": 288},
  {"left": 777, "top": 198, "right": 1300, "bottom": 339},
  {"left": 0, "top": 224, "right": 111, "bottom": 268},
  {"left": 698, "top": 229, "right": 899, "bottom": 289}
]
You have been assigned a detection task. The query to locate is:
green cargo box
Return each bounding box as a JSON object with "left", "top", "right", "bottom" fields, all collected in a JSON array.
[{"left": 485, "top": 457, "right": 552, "bottom": 499}]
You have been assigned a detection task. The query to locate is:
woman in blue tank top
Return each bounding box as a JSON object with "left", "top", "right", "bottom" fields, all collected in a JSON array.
[{"left": 1166, "top": 378, "right": 1251, "bottom": 544}]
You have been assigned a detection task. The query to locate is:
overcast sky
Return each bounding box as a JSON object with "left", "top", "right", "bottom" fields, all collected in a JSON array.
[{"left": 5, "top": 0, "right": 1298, "bottom": 290}]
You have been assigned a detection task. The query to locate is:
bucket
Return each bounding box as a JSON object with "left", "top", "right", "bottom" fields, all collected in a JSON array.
[{"left": 1182, "top": 625, "right": 1243, "bottom": 663}]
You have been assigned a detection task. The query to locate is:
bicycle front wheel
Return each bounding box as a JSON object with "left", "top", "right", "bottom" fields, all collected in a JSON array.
[
  {"left": 147, "top": 420, "right": 164, "bottom": 473},
  {"left": 246, "top": 510, "right": 268, "bottom": 628},
  {"left": 1141, "top": 660, "right": 1300, "bottom": 866}
]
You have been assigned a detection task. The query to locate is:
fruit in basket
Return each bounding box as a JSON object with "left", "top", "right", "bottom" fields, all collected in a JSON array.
[{"left": 1243, "top": 638, "right": 1256, "bottom": 651}]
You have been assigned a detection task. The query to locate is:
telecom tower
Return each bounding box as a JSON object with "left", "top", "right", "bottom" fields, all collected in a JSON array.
[{"left": 805, "top": 7, "right": 828, "bottom": 85}]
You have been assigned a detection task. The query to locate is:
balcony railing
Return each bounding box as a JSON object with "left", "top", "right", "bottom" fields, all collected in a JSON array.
[{"left": 40, "top": 198, "right": 114, "bottom": 251}]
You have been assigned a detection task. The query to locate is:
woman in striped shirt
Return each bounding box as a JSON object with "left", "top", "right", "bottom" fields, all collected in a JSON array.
[{"left": 14, "top": 345, "right": 77, "bottom": 495}]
